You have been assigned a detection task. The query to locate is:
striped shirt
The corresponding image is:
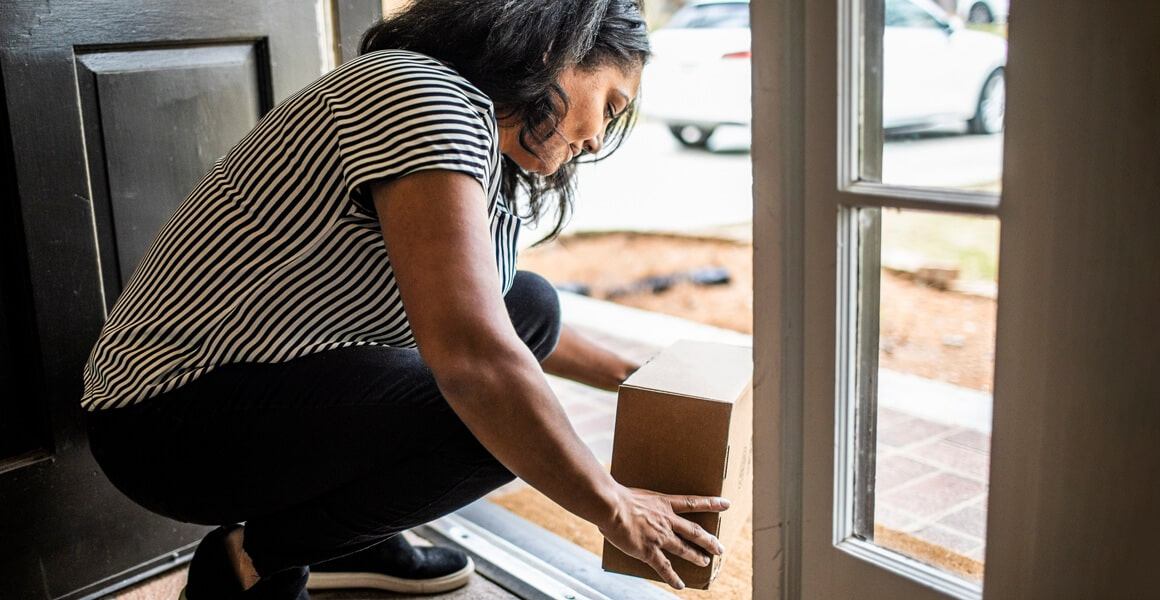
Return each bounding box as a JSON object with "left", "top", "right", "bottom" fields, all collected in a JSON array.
[{"left": 80, "top": 49, "right": 519, "bottom": 412}]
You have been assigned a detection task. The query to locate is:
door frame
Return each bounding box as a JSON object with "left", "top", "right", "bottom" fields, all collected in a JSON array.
[
  {"left": 751, "top": 0, "right": 806, "bottom": 596},
  {"left": 754, "top": 1, "right": 1160, "bottom": 599}
]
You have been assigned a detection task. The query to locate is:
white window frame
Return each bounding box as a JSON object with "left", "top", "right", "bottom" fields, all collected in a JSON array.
[{"left": 753, "top": 0, "right": 1001, "bottom": 598}]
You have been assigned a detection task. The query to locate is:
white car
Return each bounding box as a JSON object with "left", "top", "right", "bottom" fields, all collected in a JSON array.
[
  {"left": 641, "top": 0, "right": 1007, "bottom": 147},
  {"left": 884, "top": 0, "right": 1007, "bottom": 134},
  {"left": 957, "top": 0, "right": 1009, "bottom": 24},
  {"left": 640, "top": 0, "right": 751, "bottom": 147}
]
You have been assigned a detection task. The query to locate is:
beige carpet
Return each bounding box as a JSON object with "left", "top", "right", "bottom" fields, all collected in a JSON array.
[
  {"left": 875, "top": 525, "right": 984, "bottom": 582},
  {"left": 491, "top": 489, "right": 983, "bottom": 596},
  {"left": 491, "top": 485, "right": 753, "bottom": 600}
]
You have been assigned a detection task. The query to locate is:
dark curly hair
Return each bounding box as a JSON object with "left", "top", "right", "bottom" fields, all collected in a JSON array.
[{"left": 359, "top": 0, "right": 651, "bottom": 247}]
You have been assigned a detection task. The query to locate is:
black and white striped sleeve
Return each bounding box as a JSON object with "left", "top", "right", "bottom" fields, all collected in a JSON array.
[{"left": 324, "top": 54, "right": 496, "bottom": 205}]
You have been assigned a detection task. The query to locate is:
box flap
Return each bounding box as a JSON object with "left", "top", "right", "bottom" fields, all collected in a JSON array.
[{"left": 622, "top": 339, "right": 752, "bottom": 403}]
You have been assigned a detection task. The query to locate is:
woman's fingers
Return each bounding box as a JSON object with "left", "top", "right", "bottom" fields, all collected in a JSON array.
[
  {"left": 662, "top": 529, "right": 714, "bottom": 567},
  {"left": 669, "top": 495, "right": 731, "bottom": 514},
  {"left": 603, "top": 488, "right": 731, "bottom": 590},
  {"left": 646, "top": 549, "right": 685, "bottom": 590},
  {"left": 671, "top": 516, "right": 726, "bottom": 556}
]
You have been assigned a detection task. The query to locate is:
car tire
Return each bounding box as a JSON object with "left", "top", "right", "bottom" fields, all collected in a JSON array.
[
  {"left": 968, "top": 68, "right": 1005, "bottom": 135},
  {"left": 967, "top": 2, "right": 994, "bottom": 24},
  {"left": 668, "top": 124, "right": 715, "bottom": 148}
]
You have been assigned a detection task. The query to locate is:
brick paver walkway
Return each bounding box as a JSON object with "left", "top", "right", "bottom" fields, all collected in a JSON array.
[{"left": 876, "top": 408, "right": 991, "bottom": 562}]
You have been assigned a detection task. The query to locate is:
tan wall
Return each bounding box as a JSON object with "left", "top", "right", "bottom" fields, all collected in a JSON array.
[
  {"left": 381, "top": 0, "right": 409, "bottom": 16},
  {"left": 986, "top": 1, "right": 1160, "bottom": 597}
]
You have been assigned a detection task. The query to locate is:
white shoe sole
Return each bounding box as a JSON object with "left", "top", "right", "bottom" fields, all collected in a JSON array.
[{"left": 306, "top": 556, "right": 475, "bottom": 594}]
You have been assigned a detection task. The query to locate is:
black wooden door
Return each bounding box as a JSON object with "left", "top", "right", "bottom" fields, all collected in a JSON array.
[{"left": 0, "top": 2, "right": 373, "bottom": 598}]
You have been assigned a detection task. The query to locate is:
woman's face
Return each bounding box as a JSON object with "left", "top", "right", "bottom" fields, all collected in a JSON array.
[{"left": 498, "top": 62, "right": 642, "bottom": 176}]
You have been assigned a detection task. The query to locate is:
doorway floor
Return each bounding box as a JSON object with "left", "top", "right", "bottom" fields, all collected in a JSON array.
[
  {"left": 107, "top": 530, "right": 518, "bottom": 599},
  {"left": 109, "top": 290, "right": 990, "bottom": 597}
]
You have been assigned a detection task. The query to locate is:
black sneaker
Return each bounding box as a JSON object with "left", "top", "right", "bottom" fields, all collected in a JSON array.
[
  {"left": 179, "top": 524, "right": 310, "bottom": 600},
  {"left": 307, "top": 532, "right": 474, "bottom": 594}
]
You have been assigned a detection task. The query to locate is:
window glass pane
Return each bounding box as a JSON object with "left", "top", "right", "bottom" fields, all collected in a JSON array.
[
  {"left": 870, "top": 0, "right": 1008, "bottom": 191},
  {"left": 866, "top": 208, "right": 998, "bottom": 583},
  {"left": 666, "top": 3, "right": 750, "bottom": 29}
]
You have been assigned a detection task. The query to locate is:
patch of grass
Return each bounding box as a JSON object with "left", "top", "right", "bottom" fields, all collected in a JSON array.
[
  {"left": 881, "top": 208, "right": 1001, "bottom": 283},
  {"left": 965, "top": 22, "right": 1008, "bottom": 39}
]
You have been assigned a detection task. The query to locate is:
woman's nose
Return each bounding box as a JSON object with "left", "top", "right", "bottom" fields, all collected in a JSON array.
[{"left": 583, "top": 134, "right": 604, "bottom": 155}]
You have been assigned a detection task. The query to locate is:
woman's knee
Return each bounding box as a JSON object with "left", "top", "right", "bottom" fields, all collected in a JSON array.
[{"left": 506, "top": 270, "right": 562, "bottom": 362}]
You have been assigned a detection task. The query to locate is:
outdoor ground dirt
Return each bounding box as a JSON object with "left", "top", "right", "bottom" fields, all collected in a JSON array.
[{"left": 517, "top": 231, "right": 997, "bottom": 392}]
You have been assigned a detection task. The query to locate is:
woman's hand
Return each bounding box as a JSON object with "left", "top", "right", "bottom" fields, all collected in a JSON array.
[{"left": 599, "top": 485, "right": 731, "bottom": 590}]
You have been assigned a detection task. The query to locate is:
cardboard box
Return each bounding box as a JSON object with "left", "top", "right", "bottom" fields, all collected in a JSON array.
[{"left": 600, "top": 339, "right": 753, "bottom": 590}]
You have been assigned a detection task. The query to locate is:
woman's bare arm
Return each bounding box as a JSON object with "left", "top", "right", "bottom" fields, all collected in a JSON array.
[
  {"left": 541, "top": 323, "right": 642, "bottom": 392},
  {"left": 372, "top": 170, "right": 727, "bottom": 589},
  {"left": 372, "top": 170, "right": 617, "bottom": 524}
]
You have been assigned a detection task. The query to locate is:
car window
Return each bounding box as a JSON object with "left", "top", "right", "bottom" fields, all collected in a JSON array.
[
  {"left": 885, "top": 0, "right": 943, "bottom": 28},
  {"left": 665, "top": 3, "right": 750, "bottom": 29}
]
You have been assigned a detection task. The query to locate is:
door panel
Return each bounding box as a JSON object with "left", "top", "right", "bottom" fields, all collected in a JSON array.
[
  {"left": 77, "top": 44, "right": 265, "bottom": 296},
  {"left": 0, "top": 145, "right": 49, "bottom": 465},
  {"left": 0, "top": 1, "right": 331, "bottom": 597}
]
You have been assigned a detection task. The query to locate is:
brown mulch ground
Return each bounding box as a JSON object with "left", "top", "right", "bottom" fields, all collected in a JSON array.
[
  {"left": 518, "top": 231, "right": 997, "bottom": 392},
  {"left": 519, "top": 232, "right": 754, "bottom": 334},
  {"left": 878, "top": 273, "right": 996, "bottom": 392}
]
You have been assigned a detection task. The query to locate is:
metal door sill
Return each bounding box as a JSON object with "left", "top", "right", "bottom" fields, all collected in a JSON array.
[{"left": 414, "top": 499, "right": 678, "bottom": 600}]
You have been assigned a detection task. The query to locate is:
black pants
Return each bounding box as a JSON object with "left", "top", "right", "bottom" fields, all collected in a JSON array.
[{"left": 85, "top": 270, "right": 561, "bottom": 577}]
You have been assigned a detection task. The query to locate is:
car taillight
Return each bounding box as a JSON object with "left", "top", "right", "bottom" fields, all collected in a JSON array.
[{"left": 721, "top": 50, "right": 751, "bottom": 60}]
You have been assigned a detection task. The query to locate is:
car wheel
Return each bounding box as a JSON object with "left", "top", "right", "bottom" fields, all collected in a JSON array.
[
  {"left": 668, "top": 124, "right": 715, "bottom": 148},
  {"left": 967, "top": 2, "right": 994, "bottom": 24},
  {"left": 968, "top": 68, "right": 1005, "bottom": 135}
]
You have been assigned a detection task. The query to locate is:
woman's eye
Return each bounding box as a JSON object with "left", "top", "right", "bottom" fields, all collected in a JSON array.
[{"left": 605, "top": 105, "right": 616, "bottom": 120}]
